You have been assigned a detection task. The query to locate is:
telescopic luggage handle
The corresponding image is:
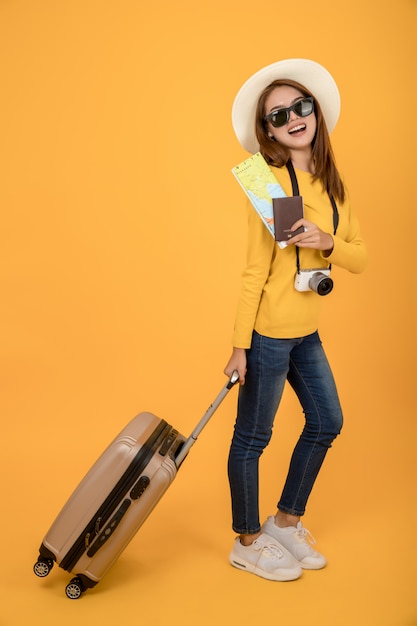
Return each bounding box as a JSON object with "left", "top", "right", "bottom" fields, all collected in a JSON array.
[{"left": 175, "top": 370, "right": 239, "bottom": 467}]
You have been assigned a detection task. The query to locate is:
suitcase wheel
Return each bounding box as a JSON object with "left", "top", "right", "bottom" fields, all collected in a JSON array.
[
  {"left": 33, "top": 558, "right": 54, "bottom": 578},
  {"left": 65, "top": 577, "right": 85, "bottom": 600}
]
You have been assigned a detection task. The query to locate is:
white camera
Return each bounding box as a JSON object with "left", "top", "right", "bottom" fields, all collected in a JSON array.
[{"left": 294, "top": 268, "right": 333, "bottom": 296}]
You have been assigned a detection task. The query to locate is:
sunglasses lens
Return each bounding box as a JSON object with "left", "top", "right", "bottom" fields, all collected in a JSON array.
[
  {"left": 269, "top": 110, "right": 287, "bottom": 128},
  {"left": 295, "top": 99, "right": 314, "bottom": 117}
]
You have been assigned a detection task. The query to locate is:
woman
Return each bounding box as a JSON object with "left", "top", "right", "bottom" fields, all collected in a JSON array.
[{"left": 224, "top": 59, "right": 367, "bottom": 582}]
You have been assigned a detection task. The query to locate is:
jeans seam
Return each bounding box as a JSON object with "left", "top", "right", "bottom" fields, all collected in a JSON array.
[
  {"left": 236, "top": 334, "right": 264, "bottom": 534},
  {"left": 290, "top": 354, "right": 322, "bottom": 513}
]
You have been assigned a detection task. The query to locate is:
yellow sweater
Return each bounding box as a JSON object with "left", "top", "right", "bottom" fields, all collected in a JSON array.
[{"left": 232, "top": 165, "right": 368, "bottom": 348}]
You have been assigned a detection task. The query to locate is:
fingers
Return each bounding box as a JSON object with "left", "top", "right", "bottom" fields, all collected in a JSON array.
[
  {"left": 286, "top": 218, "right": 311, "bottom": 246},
  {"left": 287, "top": 220, "right": 332, "bottom": 251},
  {"left": 225, "top": 366, "right": 246, "bottom": 385},
  {"left": 225, "top": 347, "right": 247, "bottom": 385},
  {"left": 291, "top": 218, "right": 306, "bottom": 232},
  {"left": 286, "top": 229, "right": 313, "bottom": 246}
]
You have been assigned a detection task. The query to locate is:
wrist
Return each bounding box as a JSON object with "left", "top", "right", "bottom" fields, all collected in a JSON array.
[{"left": 322, "top": 234, "right": 334, "bottom": 257}]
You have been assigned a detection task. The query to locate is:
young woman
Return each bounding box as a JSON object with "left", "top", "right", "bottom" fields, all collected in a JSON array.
[{"left": 224, "top": 59, "right": 367, "bottom": 582}]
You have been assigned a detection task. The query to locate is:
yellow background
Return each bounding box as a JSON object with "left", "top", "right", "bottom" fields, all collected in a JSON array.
[{"left": 1, "top": 0, "right": 416, "bottom": 624}]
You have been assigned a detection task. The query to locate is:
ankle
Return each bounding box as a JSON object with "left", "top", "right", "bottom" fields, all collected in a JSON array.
[
  {"left": 274, "top": 511, "right": 300, "bottom": 528},
  {"left": 240, "top": 532, "right": 261, "bottom": 546}
]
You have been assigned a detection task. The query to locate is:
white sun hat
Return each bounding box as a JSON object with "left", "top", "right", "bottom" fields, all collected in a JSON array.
[{"left": 232, "top": 58, "right": 341, "bottom": 153}]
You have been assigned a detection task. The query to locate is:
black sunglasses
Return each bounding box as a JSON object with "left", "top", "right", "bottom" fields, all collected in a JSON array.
[{"left": 264, "top": 97, "right": 315, "bottom": 128}]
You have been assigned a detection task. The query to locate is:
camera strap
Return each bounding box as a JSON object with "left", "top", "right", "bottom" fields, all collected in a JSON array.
[{"left": 286, "top": 160, "right": 339, "bottom": 273}]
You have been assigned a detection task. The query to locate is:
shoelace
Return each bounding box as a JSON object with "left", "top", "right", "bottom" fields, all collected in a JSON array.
[
  {"left": 254, "top": 538, "right": 284, "bottom": 559},
  {"left": 295, "top": 522, "right": 316, "bottom": 548}
]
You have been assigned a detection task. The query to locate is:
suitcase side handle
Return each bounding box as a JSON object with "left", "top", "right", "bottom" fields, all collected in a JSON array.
[{"left": 175, "top": 371, "right": 239, "bottom": 467}]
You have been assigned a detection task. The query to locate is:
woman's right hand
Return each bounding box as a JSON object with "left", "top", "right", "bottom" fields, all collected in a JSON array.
[{"left": 224, "top": 347, "right": 247, "bottom": 385}]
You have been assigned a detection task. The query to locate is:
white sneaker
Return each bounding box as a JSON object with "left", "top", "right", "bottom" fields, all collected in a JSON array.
[
  {"left": 229, "top": 532, "right": 302, "bottom": 581},
  {"left": 262, "top": 516, "right": 327, "bottom": 570}
]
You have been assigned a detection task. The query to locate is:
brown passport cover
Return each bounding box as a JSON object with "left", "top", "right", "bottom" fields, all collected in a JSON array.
[{"left": 273, "top": 196, "right": 304, "bottom": 242}]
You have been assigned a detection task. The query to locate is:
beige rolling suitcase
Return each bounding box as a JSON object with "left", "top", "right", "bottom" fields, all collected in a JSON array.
[{"left": 33, "top": 372, "right": 238, "bottom": 598}]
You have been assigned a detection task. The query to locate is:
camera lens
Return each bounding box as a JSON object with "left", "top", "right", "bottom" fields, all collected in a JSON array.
[{"left": 308, "top": 272, "right": 333, "bottom": 296}]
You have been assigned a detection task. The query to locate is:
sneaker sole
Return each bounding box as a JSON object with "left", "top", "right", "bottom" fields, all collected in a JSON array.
[
  {"left": 229, "top": 555, "right": 302, "bottom": 582},
  {"left": 295, "top": 557, "right": 327, "bottom": 570}
]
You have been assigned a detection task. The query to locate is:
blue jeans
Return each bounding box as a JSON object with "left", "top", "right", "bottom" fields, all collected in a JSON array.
[{"left": 228, "top": 330, "right": 343, "bottom": 534}]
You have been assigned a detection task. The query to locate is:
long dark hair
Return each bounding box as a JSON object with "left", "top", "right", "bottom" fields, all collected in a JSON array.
[{"left": 255, "top": 79, "right": 345, "bottom": 204}]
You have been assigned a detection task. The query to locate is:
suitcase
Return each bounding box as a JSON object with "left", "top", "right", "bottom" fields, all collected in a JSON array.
[{"left": 33, "top": 371, "right": 238, "bottom": 599}]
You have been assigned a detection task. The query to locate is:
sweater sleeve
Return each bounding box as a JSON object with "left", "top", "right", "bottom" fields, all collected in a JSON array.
[
  {"left": 320, "top": 188, "right": 368, "bottom": 274},
  {"left": 232, "top": 202, "right": 275, "bottom": 349}
]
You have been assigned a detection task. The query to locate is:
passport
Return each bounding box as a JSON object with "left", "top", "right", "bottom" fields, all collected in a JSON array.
[{"left": 272, "top": 196, "right": 304, "bottom": 244}]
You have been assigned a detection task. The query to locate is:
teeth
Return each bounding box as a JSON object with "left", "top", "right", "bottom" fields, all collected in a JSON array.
[{"left": 289, "top": 124, "right": 305, "bottom": 134}]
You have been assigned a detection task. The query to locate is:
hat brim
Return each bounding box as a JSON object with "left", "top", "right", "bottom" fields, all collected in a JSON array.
[{"left": 232, "top": 58, "right": 341, "bottom": 153}]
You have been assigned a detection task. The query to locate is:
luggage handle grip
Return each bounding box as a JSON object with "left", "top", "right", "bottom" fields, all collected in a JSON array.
[{"left": 175, "top": 371, "right": 239, "bottom": 467}]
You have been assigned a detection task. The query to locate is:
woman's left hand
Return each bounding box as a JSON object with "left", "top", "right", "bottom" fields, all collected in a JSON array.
[{"left": 287, "top": 218, "right": 334, "bottom": 253}]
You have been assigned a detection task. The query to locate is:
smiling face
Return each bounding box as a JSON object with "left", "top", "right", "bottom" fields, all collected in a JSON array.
[{"left": 264, "top": 85, "right": 317, "bottom": 159}]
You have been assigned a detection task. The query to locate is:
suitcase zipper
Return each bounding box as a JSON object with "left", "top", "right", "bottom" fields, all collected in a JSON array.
[{"left": 60, "top": 420, "right": 172, "bottom": 572}]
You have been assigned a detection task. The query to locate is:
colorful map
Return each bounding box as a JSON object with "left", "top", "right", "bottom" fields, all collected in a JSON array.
[{"left": 232, "top": 152, "right": 287, "bottom": 239}]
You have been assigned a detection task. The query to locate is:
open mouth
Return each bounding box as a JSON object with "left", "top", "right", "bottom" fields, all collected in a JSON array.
[{"left": 288, "top": 124, "right": 306, "bottom": 135}]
